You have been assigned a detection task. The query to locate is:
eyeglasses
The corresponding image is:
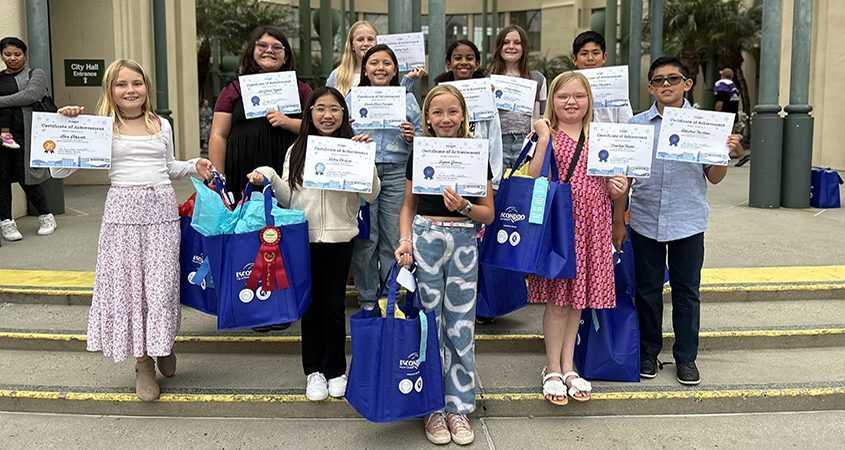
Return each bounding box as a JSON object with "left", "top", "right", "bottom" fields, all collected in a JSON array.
[
  {"left": 555, "top": 93, "right": 589, "bottom": 102},
  {"left": 255, "top": 41, "right": 285, "bottom": 54},
  {"left": 649, "top": 75, "right": 688, "bottom": 87},
  {"left": 311, "top": 106, "right": 344, "bottom": 115}
]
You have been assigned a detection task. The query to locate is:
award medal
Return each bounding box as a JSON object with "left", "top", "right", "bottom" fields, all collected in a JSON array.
[{"left": 245, "top": 226, "right": 289, "bottom": 293}]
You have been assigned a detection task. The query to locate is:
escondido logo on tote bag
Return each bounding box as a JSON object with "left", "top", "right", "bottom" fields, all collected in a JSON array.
[
  {"left": 499, "top": 206, "right": 526, "bottom": 224},
  {"left": 235, "top": 263, "right": 254, "bottom": 281}
]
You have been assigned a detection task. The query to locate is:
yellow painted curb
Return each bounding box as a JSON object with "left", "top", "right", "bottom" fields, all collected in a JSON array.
[{"left": 1, "top": 386, "right": 842, "bottom": 404}]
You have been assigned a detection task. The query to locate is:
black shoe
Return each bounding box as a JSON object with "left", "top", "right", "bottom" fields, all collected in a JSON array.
[
  {"left": 735, "top": 154, "right": 750, "bottom": 167},
  {"left": 475, "top": 316, "right": 495, "bottom": 325},
  {"left": 640, "top": 354, "right": 658, "bottom": 379},
  {"left": 270, "top": 323, "right": 291, "bottom": 331},
  {"left": 252, "top": 326, "right": 272, "bottom": 333},
  {"left": 676, "top": 361, "right": 701, "bottom": 385}
]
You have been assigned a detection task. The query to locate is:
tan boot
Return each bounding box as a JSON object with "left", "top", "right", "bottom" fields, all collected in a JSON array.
[
  {"left": 135, "top": 358, "right": 160, "bottom": 401},
  {"left": 156, "top": 353, "right": 177, "bottom": 378}
]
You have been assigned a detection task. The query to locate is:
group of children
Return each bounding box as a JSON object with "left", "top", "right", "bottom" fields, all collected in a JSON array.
[{"left": 57, "top": 23, "right": 740, "bottom": 447}]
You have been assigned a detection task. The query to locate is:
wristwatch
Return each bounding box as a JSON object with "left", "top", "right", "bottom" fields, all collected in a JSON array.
[{"left": 459, "top": 200, "right": 473, "bottom": 216}]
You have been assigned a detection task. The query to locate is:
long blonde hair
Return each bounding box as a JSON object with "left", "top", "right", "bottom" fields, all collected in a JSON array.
[
  {"left": 544, "top": 71, "right": 593, "bottom": 137},
  {"left": 334, "top": 21, "right": 378, "bottom": 96},
  {"left": 422, "top": 85, "right": 472, "bottom": 138},
  {"left": 97, "top": 59, "right": 158, "bottom": 133}
]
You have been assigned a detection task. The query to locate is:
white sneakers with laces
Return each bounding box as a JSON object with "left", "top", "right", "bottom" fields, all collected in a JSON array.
[
  {"left": 306, "top": 372, "right": 328, "bottom": 401},
  {"left": 37, "top": 213, "right": 57, "bottom": 236},
  {"left": 1, "top": 219, "right": 22, "bottom": 241},
  {"left": 327, "top": 374, "right": 347, "bottom": 398}
]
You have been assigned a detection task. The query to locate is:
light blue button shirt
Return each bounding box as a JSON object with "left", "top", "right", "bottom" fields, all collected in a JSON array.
[
  {"left": 345, "top": 91, "right": 422, "bottom": 164},
  {"left": 628, "top": 100, "right": 710, "bottom": 242}
]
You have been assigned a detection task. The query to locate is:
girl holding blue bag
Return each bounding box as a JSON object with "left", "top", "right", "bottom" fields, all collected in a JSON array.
[
  {"left": 394, "top": 84, "right": 494, "bottom": 445},
  {"left": 248, "top": 86, "right": 380, "bottom": 402},
  {"left": 528, "top": 72, "right": 628, "bottom": 405},
  {"left": 346, "top": 44, "right": 422, "bottom": 312},
  {"left": 53, "top": 60, "right": 214, "bottom": 401}
]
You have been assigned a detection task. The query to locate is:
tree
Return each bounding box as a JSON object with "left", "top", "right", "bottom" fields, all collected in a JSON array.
[
  {"left": 529, "top": 52, "right": 576, "bottom": 84},
  {"left": 196, "top": 0, "right": 297, "bottom": 98}
]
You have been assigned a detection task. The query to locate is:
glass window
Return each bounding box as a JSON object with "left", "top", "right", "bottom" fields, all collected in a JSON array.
[
  {"left": 363, "top": 13, "right": 389, "bottom": 36},
  {"left": 471, "top": 13, "right": 506, "bottom": 52},
  {"left": 510, "top": 9, "right": 542, "bottom": 53},
  {"left": 445, "top": 14, "right": 469, "bottom": 44}
]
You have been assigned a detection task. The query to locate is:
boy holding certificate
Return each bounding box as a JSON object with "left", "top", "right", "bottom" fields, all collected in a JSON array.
[{"left": 629, "top": 56, "right": 741, "bottom": 386}]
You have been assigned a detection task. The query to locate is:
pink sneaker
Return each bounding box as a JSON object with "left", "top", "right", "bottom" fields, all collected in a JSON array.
[{"left": 1, "top": 133, "right": 20, "bottom": 149}]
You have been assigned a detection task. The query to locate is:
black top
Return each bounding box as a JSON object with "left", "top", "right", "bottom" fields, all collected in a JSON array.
[
  {"left": 405, "top": 148, "right": 493, "bottom": 217},
  {"left": 0, "top": 71, "right": 25, "bottom": 136}
]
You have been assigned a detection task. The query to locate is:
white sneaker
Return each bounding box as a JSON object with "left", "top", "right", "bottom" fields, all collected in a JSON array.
[
  {"left": 327, "top": 374, "right": 347, "bottom": 398},
  {"left": 37, "top": 213, "right": 57, "bottom": 236},
  {"left": 305, "top": 372, "right": 328, "bottom": 401},
  {"left": 1, "top": 219, "right": 22, "bottom": 241}
]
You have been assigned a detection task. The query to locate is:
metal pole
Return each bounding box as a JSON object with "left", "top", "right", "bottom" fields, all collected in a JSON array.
[
  {"left": 390, "top": 0, "right": 413, "bottom": 34},
  {"left": 340, "top": 0, "right": 346, "bottom": 44},
  {"left": 649, "top": 0, "right": 663, "bottom": 63},
  {"left": 412, "top": 0, "right": 422, "bottom": 102},
  {"left": 152, "top": 0, "right": 172, "bottom": 125},
  {"left": 492, "top": 0, "right": 498, "bottom": 39},
  {"left": 299, "top": 0, "right": 312, "bottom": 84},
  {"left": 482, "top": 0, "right": 489, "bottom": 67},
  {"left": 629, "top": 0, "right": 643, "bottom": 111},
  {"left": 26, "top": 0, "right": 63, "bottom": 216},
  {"left": 428, "top": 0, "right": 446, "bottom": 86},
  {"left": 388, "top": 0, "right": 399, "bottom": 33},
  {"left": 605, "top": 0, "right": 617, "bottom": 65},
  {"left": 749, "top": 0, "right": 784, "bottom": 208},
  {"left": 319, "top": 0, "right": 333, "bottom": 79},
  {"left": 620, "top": 0, "right": 630, "bottom": 66},
  {"left": 781, "top": 0, "right": 814, "bottom": 208},
  {"left": 349, "top": 0, "right": 355, "bottom": 24}
]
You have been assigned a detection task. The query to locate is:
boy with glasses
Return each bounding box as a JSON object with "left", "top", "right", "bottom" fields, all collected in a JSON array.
[{"left": 628, "top": 56, "right": 740, "bottom": 385}]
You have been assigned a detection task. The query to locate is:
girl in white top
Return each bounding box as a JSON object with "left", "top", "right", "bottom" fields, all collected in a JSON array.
[
  {"left": 326, "top": 20, "right": 425, "bottom": 97},
  {"left": 53, "top": 59, "right": 213, "bottom": 402}
]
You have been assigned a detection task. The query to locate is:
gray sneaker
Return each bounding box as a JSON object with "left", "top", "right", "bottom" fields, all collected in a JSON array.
[
  {"left": 37, "top": 213, "right": 57, "bottom": 236},
  {"left": 1, "top": 219, "right": 22, "bottom": 241}
]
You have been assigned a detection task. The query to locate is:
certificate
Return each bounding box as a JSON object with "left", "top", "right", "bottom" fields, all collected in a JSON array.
[
  {"left": 656, "top": 107, "right": 735, "bottom": 166},
  {"left": 29, "top": 112, "right": 113, "bottom": 169},
  {"left": 376, "top": 32, "right": 426, "bottom": 72},
  {"left": 578, "top": 66, "right": 630, "bottom": 108},
  {"left": 303, "top": 136, "right": 376, "bottom": 193},
  {"left": 412, "top": 136, "right": 489, "bottom": 197},
  {"left": 350, "top": 86, "right": 406, "bottom": 129},
  {"left": 490, "top": 74, "right": 537, "bottom": 116},
  {"left": 239, "top": 71, "right": 302, "bottom": 119},
  {"left": 440, "top": 78, "right": 497, "bottom": 122},
  {"left": 587, "top": 122, "right": 655, "bottom": 178}
]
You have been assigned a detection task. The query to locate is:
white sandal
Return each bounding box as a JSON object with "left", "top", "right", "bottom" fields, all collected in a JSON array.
[
  {"left": 541, "top": 368, "right": 568, "bottom": 406},
  {"left": 562, "top": 371, "right": 592, "bottom": 402}
]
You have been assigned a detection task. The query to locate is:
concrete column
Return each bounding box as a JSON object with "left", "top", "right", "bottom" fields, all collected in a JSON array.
[
  {"left": 428, "top": 0, "right": 446, "bottom": 86},
  {"left": 649, "top": 0, "right": 663, "bottom": 62},
  {"left": 620, "top": 0, "right": 630, "bottom": 66},
  {"left": 389, "top": 0, "right": 413, "bottom": 33},
  {"left": 750, "top": 0, "right": 784, "bottom": 208},
  {"left": 605, "top": 0, "right": 617, "bottom": 65},
  {"left": 482, "top": 0, "right": 489, "bottom": 67},
  {"left": 781, "top": 0, "right": 814, "bottom": 208},
  {"left": 629, "top": 0, "right": 643, "bottom": 110},
  {"left": 412, "top": 0, "right": 422, "bottom": 102},
  {"left": 339, "top": 0, "right": 346, "bottom": 44},
  {"left": 299, "top": 0, "right": 312, "bottom": 84},
  {"left": 492, "top": 0, "right": 499, "bottom": 38},
  {"left": 319, "top": 0, "right": 333, "bottom": 79},
  {"left": 152, "top": 0, "right": 172, "bottom": 126}
]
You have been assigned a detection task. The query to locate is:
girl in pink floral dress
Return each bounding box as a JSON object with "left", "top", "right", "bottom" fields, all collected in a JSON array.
[{"left": 527, "top": 71, "right": 629, "bottom": 405}]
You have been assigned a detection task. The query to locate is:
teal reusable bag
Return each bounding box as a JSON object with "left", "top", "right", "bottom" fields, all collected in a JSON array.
[
  {"left": 226, "top": 186, "right": 306, "bottom": 234},
  {"left": 190, "top": 177, "right": 237, "bottom": 236}
]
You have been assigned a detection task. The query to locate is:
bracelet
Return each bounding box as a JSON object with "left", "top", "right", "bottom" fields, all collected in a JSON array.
[{"left": 399, "top": 237, "right": 413, "bottom": 246}]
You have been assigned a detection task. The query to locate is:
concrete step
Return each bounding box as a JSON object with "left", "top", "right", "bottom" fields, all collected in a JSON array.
[
  {"left": 2, "top": 301, "right": 843, "bottom": 353},
  {"left": 2, "top": 266, "right": 845, "bottom": 305},
  {"left": 1, "top": 347, "right": 842, "bottom": 418}
]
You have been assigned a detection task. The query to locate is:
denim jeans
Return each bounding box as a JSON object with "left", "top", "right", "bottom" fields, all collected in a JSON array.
[
  {"left": 630, "top": 228, "right": 704, "bottom": 364},
  {"left": 351, "top": 162, "right": 406, "bottom": 308},
  {"left": 412, "top": 216, "right": 478, "bottom": 414},
  {"left": 501, "top": 133, "right": 528, "bottom": 174}
]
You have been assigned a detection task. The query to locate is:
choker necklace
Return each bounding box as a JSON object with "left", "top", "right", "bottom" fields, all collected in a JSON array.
[{"left": 120, "top": 111, "right": 145, "bottom": 121}]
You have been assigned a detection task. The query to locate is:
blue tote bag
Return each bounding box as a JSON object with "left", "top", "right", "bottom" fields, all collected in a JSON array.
[
  {"left": 207, "top": 182, "right": 312, "bottom": 330},
  {"left": 179, "top": 173, "right": 230, "bottom": 315},
  {"left": 356, "top": 200, "right": 371, "bottom": 240},
  {"left": 347, "top": 263, "right": 445, "bottom": 422},
  {"left": 479, "top": 134, "right": 578, "bottom": 279},
  {"left": 573, "top": 238, "right": 641, "bottom": 382},
  {"left": 810, "top": 168, "right": 843, "bottom": 208}
]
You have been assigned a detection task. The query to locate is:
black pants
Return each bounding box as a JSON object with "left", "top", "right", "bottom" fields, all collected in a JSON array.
[
  {"left": 630, "top": 228, "right": 704, "bottom": 364},
  {"left": 0, "top": 134, "right": 50, "bottom": 220},
  {"left": 301, "top": 241, "right": 353, "bottom": 379}
]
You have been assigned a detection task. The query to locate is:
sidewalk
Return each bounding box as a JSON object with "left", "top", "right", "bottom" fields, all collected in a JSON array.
[{"left": 0, "top": 163, "right": 843, "bottom": 272}]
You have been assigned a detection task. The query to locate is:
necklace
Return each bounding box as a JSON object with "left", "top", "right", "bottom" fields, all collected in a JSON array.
[{"left": 120, "top": 111, "right": 145, "bottom": 121}]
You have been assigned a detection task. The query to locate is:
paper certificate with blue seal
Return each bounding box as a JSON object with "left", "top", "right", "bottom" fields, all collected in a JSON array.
[
  {"left": 238, "top": 71, "right": 302, "bottom": 119},
  {"left": 440, "top": 78, "right": 497, "bottom": 122},
  {"left": 303, "top": 136, "right": 377, "bottom": 193},
  {"left": 29, "top": 112, "right": 113, "bottom": 169},
  {"left": 350, "top": 86, "right": 406, "bottom": 129},
  {"left": 376, "top": 32, "right": 426, "bottom": 72},
  {"left": 587, "top": 122, "right": 655, "bottom": 178},
  {"left": 656, "top": 107, "right": 735, "bottom": 166},
  {"left": 578, "top": 65, "right": 630, "bottom": 108},
  {"left": 412, "top": 136, "right": 489, "bottom": 197},
  {"left": 490, "top": 74, "right": 537, "bottom": 116}
]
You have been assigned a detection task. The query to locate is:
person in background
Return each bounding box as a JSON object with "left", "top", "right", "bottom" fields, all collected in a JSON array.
[
  {"left": 0, "top": 36, "right": 57, "bottom": 241},
  {"left": 199, "top": 98, "right": 213, "bottom": 156},
  {"left": 713, "top": 67, "right": 749, "bottom": 166}
]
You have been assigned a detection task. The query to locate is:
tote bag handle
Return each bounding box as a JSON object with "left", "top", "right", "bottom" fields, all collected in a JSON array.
[
  {"left": 374, "top": 261, "right": 430, "bottom": 363},
  {"left": 508, "top": 130, "right": 585, "bottom": 183}
]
